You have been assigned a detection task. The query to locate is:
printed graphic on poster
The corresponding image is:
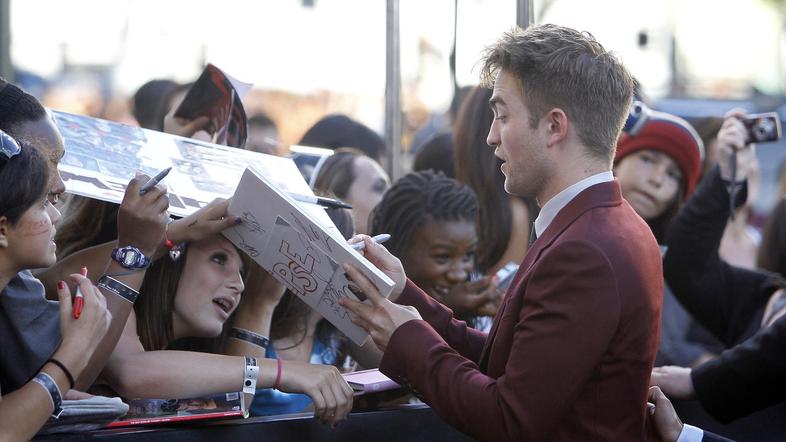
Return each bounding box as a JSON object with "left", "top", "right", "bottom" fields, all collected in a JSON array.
[{"left": 53, "top": 110, "right": 316, "bottom": 219}]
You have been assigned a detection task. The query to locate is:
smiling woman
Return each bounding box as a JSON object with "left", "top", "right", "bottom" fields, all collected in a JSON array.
[{"left": 369, "top": 170, "right": 499, "bottom": 324}]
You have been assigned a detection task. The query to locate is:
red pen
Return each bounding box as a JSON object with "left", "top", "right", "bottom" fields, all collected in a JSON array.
[{"left": 73, "top": 267, "right": 87, "bottom": 319}]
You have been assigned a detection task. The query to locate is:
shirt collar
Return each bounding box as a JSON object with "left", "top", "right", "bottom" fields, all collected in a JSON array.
[{"left": 533, "top": 171, "right": 614, "bottom": 238}]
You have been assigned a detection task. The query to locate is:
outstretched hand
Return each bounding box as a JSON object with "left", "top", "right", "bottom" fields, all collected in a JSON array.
[
  {"left": 167, "top": 198, "right": 242, "bottom": 245},
  {"left": 650, "top": 366, "right": 695, "bottom": 399},
  {"left": 338, "top": 263, "right": 421, "bottom": 353}
]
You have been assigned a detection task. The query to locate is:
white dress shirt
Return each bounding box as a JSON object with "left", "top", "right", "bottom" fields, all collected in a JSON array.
[{"left": 533, "top": 171, "right": 615, "bottom": 238}]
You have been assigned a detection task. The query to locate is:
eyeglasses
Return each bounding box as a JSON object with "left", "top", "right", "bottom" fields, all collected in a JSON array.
[{"left": 0, "top": 130, "right": 22, "bottom": 160}]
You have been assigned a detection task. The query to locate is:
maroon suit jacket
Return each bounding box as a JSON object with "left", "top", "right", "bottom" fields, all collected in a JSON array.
[{"left": 379, "top": 180, "right": 662, "bottom": 441}]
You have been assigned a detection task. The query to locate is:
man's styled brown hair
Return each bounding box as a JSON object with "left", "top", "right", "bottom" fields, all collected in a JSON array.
[{"left": 480, "top": 24, "right": 634, "bottom": 162}]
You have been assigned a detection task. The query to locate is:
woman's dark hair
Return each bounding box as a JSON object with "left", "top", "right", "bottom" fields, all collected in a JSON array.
[
  {"left": 413, "top": 132, "right": 455, "bottom": 178},
  {"left": 132, "top": 79, "right": 179, "bottom": 130},
  {"left": 270, "top": 200, "right": 354, "bottom": 366},
  {"left": 369, "top": 170, "right": 479, "bottom": 260},
  {"left": 136, "top": 248, "right": 190, "bottom": 351},
  {"left": 453, "top": 86, "right": 538, "bottom": 273},
  {"left": 137, "top": 240, "right": 252, "bottom": 352},
  {"left": 153, "top": 82, "right": 192, "bottom": 132},
  {"left": 0, "top": 78, "right": 48, "bottom": 137},
  {"left": 0, "top": 137, "right": 50, "bottom": 226},
  {"left": 758, "top": 198, "right": 786, "bottom": 277},
  {"left": 311, "top": 148, "right": 366, "bottom": 199},
  {"left": 299, "top": 114, "right": 386, "bottom": 163},
  {"left": 55, "top": 197, "right": 119, "bottom": 260}
]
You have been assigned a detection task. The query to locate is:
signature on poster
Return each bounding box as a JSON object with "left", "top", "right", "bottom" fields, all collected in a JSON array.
[
  {"left": 231, "top": 230, "right": 260, "bottom": 258},
  {"left": 240, "top": 211, "right": 265, "bottom": 235},
  {"left": 317, "top": 281, "right": 352, "bottom": 320}
]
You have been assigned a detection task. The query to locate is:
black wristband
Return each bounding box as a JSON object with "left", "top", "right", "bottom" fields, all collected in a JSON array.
[
  {"left": 47, "top": 358, "right": 75, "bottom": 390},
  {"left": 230, "top": 328, "right": 271, "bottom": 349},
  {"left": 97, "top": 275, "right": 139, "bottom": 304},
  {"left": 32, "top": 372, "right": 64, "bottom": 418}
]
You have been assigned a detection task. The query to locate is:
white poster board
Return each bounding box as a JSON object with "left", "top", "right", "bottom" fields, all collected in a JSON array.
[{"left": 224, "top": 167, "right": 395, "bottom": 345}]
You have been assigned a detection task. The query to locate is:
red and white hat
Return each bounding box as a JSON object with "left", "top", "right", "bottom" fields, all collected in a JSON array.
[{"left": 615, "top": 111, "right": 704, "bottom": 198}]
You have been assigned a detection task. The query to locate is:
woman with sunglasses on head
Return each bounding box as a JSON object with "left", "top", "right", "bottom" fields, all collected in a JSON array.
[{"left": 0, "top": 131, "right": 112, "bottom": 441}]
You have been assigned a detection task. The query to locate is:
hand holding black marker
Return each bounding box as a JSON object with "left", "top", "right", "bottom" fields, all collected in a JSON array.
[
  {"left": 139, "top": 167, "right": 172, "bottom": 195},
  {"left": 351, "top": 234, "right": 391, "bottom": 251},
  {"left": 288, "top": 193, "right": 353, "bottom": 210}
]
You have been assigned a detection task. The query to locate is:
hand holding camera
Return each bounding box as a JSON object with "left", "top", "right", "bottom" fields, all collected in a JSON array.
[{"left": 717, "top": 109, "right": 762, "bottom": 183}]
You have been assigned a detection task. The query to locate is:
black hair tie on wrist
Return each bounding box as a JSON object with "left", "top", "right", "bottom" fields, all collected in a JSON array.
[
  {"left": 230, "top": 328, "right": 271, "bottom": 349},
  {"left": 47, "top": 358, "right": 75, "bottom": 390}
]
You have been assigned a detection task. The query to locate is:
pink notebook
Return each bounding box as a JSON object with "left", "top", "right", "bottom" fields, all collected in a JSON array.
[{"left": 342, "top": 369, "right": 401, "bottom": 395}]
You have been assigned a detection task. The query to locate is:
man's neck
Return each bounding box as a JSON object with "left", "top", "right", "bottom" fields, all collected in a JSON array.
[{"left": 537, "top": 156, "right": 609, "bottom": 207}]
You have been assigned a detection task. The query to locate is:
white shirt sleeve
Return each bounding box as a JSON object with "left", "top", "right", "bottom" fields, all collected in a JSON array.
[{"left": 677, "top": 424, "right": 704, "bottom": 442}]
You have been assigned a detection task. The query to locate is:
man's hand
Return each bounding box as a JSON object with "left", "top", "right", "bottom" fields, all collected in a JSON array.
[
  {"left": 717, "top": 108, "right": 757, "bottom": 183},
  {"left": 117, "top": 175, "right": 170, "bottom": 257},
  {"left": 167, "top": 198, "right": 241, "bottom": 246},
  {"left": 338, "top": 263, "right": 421, "bottom": 353},
  {"left": 650, "top": 366, "right": 695, "bottom": 399},
  {"left": 347, "top": 235, "right": 406, "bottom": 301},
  {"left": 646, "top": 386, "right": 683, "bottom": 442}
]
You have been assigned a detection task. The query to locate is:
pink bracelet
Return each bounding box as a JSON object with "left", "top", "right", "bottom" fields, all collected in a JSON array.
[{"left": 273, "top": 356, "right": 283, "bottom": 390}]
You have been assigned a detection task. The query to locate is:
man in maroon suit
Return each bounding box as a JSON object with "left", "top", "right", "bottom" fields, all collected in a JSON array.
[{"left": 340, "top": 24, "right": 662, "bottom": 441}]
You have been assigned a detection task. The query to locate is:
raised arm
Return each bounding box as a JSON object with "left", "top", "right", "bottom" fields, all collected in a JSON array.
[{"left": 664, "top": 111, "right": 776, "bottom": 345}]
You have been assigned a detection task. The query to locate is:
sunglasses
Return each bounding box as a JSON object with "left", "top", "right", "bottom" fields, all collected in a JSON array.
[{"left": 0, "top": 130, "right": 22, "bottom": 160}]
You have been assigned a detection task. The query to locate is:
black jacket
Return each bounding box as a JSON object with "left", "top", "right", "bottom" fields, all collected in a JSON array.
[{"left": 664, "top": 166, "right": 786, "bottom": 423}]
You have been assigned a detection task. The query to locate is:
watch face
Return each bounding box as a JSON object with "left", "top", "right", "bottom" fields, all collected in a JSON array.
[{"left": 122, "top": 250, "right": 139, "bottom": 267}]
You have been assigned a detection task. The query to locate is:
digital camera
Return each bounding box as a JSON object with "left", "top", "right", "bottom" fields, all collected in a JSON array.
[{"left": 742, "top": 112, "right": 782, "bottom": 144}]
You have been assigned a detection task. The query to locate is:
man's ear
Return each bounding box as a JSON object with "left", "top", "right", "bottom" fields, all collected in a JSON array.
[
  {"left": 0, "top": 216, "right": 9, "bottom": 248},
  {"left": 545, "top": 108, "right": 569, "bottom": 147}
]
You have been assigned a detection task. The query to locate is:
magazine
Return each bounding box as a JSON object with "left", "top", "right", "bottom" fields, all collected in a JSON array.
[
  {"left": 38, "top": 396, "right": 129, "bottom": 435},
  {"left": 343, "top": 369, "right": 401, "bottom": 396},
  {"left": 52, "top": 110, "right": 328, "bottom": 223},
  {"left": 105, "top": 392, "right": 245, "bottom": 428},
  {"left": 174, "top": 63, "right": 252, "bottom": 148},
  {"left": 223, "top": 166, "right": 396, "bottom": 345}
]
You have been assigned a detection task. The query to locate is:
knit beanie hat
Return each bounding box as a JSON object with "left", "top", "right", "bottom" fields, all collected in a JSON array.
[{"left": 615, "top": 110, "right": 704, "bottom": 198}]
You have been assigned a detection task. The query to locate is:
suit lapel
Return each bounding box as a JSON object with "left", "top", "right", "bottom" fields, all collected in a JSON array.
[{"left": 477, "top": 181, "right": 623, "bottom": 372}]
